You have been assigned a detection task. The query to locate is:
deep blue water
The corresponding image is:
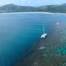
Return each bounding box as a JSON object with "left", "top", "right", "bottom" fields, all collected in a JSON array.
[
  {"left": 0, "top": 13, "right": 43, "bottom": 66},
  {"left": 0, "top": 13, "right": 66, "bottom": 66}
]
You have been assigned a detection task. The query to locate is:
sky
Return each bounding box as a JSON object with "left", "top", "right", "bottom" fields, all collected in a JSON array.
[{"left": 0, "top": 0, "right": 66, "bottom": 6}]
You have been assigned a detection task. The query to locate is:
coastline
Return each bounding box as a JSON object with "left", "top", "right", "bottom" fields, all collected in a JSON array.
[{"left": 0, "top": 12, "right": 66, "bottom": 15}]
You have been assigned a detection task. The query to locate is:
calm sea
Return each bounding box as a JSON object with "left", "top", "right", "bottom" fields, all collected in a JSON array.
[{"left": 0, "top": 12, "right": 66, "bottom": 66}]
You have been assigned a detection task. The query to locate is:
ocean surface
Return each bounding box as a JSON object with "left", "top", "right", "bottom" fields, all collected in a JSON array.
[{"left": 0, "top": 12, "right": 66, "bottom": 66}]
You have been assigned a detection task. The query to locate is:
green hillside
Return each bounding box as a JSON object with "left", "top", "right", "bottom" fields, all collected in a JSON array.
[{"left": 0, "top": 4, "right": 66, "bottom": 13}]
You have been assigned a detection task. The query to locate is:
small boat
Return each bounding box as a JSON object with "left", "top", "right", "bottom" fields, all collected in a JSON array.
[
  {"left": 41, "top": 24, "right": 47, "bottom": 39},
  {"left": 40, "top": 33, "right": 47, "bottom": 39}
]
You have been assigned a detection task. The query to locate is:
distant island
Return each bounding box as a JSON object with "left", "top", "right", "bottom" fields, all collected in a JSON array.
[{"left": 0, "top": 4, "right": 66, "bottom": 13}]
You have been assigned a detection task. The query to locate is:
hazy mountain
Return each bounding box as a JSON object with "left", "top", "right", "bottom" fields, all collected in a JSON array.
[
  {"left": 0, "top": 4, "right": 38, "bottom": 12},
  {"left": 0, "top": 4, "right": 66, "bottom": 13}
]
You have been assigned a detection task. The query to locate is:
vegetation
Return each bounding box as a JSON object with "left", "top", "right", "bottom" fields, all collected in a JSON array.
[{"left": 1, "top": 4, "right": 66, "bottom": 13}]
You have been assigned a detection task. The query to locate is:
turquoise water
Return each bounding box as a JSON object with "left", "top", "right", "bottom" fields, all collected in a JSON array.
[{"left": 0, "top": 13, "right": 66, "bottom": 66}]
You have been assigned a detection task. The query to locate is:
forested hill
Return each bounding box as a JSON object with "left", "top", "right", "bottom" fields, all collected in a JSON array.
[{"left": 0, "top": 4, "right": 66, "bottom": 13}]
